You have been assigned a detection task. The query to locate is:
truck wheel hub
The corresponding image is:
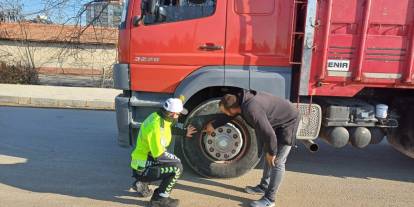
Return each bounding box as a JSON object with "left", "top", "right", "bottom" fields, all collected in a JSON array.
[{"left": 203, "top": 124, "right": 243, "bottom": 161}]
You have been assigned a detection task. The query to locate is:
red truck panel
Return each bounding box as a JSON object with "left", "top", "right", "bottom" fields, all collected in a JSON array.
[
  {"left": 129, "top": 0, "right": 226, "bottom": 93},
  {"left": 308, "top": 0, "right": 414, "bottom": 97},
  {"left": 225, "top": 0, "right": 294, "bottom": 66}
]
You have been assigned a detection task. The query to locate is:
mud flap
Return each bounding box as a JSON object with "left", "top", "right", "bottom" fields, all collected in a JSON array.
[
  {"left": 115, "top": 94, "right": 131, "bottom": 147},
  {"left": 387, "top": 107, "right": 414, "bottom": 158}
]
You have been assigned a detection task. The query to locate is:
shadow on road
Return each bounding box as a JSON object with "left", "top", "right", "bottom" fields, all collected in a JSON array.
[
  {"left": 0, "top": 107, "right": 413, "bottom": 207},
  {"left": 176, "top": 182, "right": 251, "bottom": 207},
  {"left": 0, "top": 107, "right": 253, "bottom": 206},
  {"left": 0, "top": 107, "right": 146, "bottom": 205},
  {"left": 287, "top": 140, "right": 414, "bottom": 183}
]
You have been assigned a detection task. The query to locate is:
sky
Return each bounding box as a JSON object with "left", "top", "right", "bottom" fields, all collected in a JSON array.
[
  {"left": 21, "top": 0, "right": 44, "bottom": 15},
  {"left": 20, "top": 0, "right": 91, "bottom": 24}
]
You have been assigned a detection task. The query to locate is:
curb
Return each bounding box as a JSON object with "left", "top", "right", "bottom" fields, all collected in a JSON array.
[{"left": 0, "top": 95, "right": 115, "bottom": 110}]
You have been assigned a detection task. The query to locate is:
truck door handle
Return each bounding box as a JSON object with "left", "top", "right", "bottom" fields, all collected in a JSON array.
[{"left": 199, "top": 43, "right": 223, "bottom": 51}]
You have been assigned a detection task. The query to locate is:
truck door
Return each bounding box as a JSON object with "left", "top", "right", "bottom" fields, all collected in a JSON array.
[
  {"left": 224, "top": 0, "right": 295, "bottom": 98},
  {"left": 129, "top": 0, "right": 226, "bottom": 93}
]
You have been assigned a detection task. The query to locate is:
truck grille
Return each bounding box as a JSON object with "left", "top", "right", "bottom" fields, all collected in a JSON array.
[{"left": 296, "top": 103, "right": 322, "bottom": 140}]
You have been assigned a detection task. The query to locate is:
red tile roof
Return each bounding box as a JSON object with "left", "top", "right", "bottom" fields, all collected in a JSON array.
[{"left": 0, "top": 22, "right": 118, "bottom": 45}]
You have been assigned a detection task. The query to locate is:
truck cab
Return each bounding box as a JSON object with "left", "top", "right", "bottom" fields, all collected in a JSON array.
[{"left": 114, "top": 0, "right": 414, "bottom": 178}]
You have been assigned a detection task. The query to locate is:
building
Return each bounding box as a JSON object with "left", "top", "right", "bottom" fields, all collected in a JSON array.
[
  {"left": 85, "top": 0, "right": 123, "bottom": 28},
  {"left": 0, "top": 7, "right": 23, "bottom": 23},
  {"left": 0, "top": 22, "right": 118, "bottom": 78}
]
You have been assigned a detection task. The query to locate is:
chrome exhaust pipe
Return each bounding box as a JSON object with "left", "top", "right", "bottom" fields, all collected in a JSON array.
[{"left": 301, "top": 140, "right": 319, "bottom": 152}]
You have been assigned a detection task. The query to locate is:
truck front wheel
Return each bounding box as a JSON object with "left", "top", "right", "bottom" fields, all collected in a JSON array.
[{"left": 181, "top": 99, "right": 263, "bottom": 178}]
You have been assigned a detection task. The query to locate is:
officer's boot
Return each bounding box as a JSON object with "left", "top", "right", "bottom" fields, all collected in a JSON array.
[
  {"left": 149, "top": 189, "right": 179, "bottom": 207},
  {"left": 131, "top": 181, "right": 153, "bottom": 198}
]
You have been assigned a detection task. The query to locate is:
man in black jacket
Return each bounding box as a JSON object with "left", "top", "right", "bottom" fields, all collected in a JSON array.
[{"left": 204, "top": 90, "right": 299, "bottom": 207}]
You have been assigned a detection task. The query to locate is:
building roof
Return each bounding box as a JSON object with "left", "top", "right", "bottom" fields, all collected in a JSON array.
[{"left": 0, "top": 22, "right": 118, "bottom": 45}]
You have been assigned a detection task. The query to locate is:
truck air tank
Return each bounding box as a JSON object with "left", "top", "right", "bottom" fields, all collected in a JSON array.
[
  {"left": 349, "top": 127, "right": 371, "bottom": 149},
  {"left": 320, "top": 127, "right": 349, "bottom": 148}
]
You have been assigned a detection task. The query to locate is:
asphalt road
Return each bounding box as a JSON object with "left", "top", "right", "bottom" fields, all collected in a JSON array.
[{"left": 0, "top": 107, "right": 413, "bottom": 207}]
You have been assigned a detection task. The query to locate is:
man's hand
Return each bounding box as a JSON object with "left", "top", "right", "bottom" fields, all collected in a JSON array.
[
  {"left": 266, "top": 152, "right": 277, "bottom": 167},
  {"left": 202, "top": 121, "right": 215, "bottom": 135},
  {"left": 186, "top": 124, "right": 198, "bottom": 138}
]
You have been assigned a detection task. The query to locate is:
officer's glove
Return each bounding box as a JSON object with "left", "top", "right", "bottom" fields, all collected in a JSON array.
[{"left": 135, "top": 167, "right": 146, "bottom": 176}]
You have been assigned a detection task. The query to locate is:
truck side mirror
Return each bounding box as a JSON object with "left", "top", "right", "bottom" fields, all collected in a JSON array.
[
  {"left": 156, "top": 6, "right": 167, "bottom": 22},
  {"left": 134, "top": 15, "right": 144, "bottom": 27}
]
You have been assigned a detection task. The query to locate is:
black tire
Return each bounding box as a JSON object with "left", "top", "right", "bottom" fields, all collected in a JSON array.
[{"left": 181, "top": 98, "right": 263, "bottom": 178}]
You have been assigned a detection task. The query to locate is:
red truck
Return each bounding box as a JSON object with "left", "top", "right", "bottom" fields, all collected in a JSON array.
[{"left": 113, "top": 0, "right": 414, "bottom": 178}]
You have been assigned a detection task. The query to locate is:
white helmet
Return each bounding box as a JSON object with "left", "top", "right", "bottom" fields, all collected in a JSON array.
[{"left": 163, "top": 98, "right": 188, "bottom": 115}]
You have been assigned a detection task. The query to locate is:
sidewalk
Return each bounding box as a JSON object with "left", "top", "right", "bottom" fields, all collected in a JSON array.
[{"left": 0, "top": 84, "right": 121, "bottom": 110}]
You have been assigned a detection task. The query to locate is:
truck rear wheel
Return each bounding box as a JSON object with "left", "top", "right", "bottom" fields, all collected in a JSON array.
[{"left": 181, "top": 99, "right": 263, "bottom": 178}]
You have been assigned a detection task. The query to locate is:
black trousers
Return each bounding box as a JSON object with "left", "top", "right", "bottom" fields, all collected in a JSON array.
[{"left": 133, "top": 152, "right": 183, "bottom": 195}]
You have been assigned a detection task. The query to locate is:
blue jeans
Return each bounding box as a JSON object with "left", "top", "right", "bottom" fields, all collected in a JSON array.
[{"left": 259, "top": 145, "right": 292, "bottom": 202}]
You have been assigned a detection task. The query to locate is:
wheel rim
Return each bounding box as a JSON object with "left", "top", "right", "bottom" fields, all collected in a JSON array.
[
  {"left": 203, "top": 123, "right": 244, "bottom": 161},
  {"left": 184, "top": 99, "right": 249, "bottom": 163}
]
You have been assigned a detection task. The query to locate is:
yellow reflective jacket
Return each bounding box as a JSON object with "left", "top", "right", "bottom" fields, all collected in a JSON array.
[{"left": 130, "top": 112, "right": 172, "bottom": 170}]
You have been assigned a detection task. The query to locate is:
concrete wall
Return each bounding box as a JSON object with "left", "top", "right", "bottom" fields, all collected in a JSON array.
[{"left": 0, "top": 40, "right": 117, "bottom": 76}]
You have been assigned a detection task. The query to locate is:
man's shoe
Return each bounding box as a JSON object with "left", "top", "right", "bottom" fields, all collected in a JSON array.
[
  {"left": 245, "top": 185, "right": 266, "bottom": 195},
  {"left": 149, "top": 196, "right": 179, "bottom": 207},
  {"left": 250, "top": 197, "right": 275, "bottom": 207},
  {"left": 130, "top": 181, "right": 153, "bottom": 198}
]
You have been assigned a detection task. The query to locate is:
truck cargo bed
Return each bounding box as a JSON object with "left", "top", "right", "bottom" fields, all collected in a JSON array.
[{"left": 300, "top": 0, "right": 414, "bottom": 97}]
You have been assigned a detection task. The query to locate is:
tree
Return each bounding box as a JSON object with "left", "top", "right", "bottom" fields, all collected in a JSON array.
[{"left": 0, "top": 0, "right": 119, "bottom": 87}]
